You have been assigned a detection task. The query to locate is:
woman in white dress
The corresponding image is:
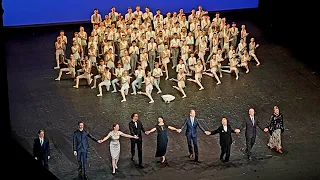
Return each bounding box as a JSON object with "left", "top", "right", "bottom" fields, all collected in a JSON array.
[
  {"left": 187, "top": 59, "right": 204, "bottom": 90},
  {"left": 98, "top": 123, "right": 138, "bottom": 175},
  {"left": 171, "top": 68, "right": 187, "bottom": 98},
  {"left": 249, "top": 38, "right": 260, "bottom": 66},
  {"left": 203, "top": 54, "right": 222, "bottom": 85},
  {"left": 140, "top": 49, "right": 149, "bottom": 70},
  {"left": 55, "top": 54, "right": 76, "bottom": 81},
  {"left": 120, "top": 70, "right": 131, "bottom": 102},
  {"left": 161, "top": 45, "right": 170, "bottom": 80},
  {"left": 138, "top": 71, "right": 155, "bottom": 103},
  {"left": 88, "top": 44, "right": 97, "bottom": 66},
  {"left": 97, "top": 67, "right": 111, "bottom": 96},
  {"left": 122, "top": 50, "right": 131, "bottom": 72},
  {"left": 237, "top": 50, "right": 250, "bottom": 73}
]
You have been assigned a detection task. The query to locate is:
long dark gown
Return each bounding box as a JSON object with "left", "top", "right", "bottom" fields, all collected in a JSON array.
[{"left": 155, "top": 124, "right": 168, "bottom": 157}]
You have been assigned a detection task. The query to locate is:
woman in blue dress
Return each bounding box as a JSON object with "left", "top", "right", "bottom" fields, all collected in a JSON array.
[{"left": 146, "top": 116, "right": 179, "bottom": 164}]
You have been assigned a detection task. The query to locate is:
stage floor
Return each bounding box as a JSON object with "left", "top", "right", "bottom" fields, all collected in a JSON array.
[{"left": 5, "top": 21, "right": 320, "bottom": 180}]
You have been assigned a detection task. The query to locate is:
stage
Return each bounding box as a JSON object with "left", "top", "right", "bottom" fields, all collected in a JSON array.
[{"left": 5, "top": 17, "right": 320, "bottom": 180}]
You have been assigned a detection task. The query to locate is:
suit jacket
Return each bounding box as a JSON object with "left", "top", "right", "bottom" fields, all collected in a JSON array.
[
  {"left": 180, "top": 117, "right": 206, "bottom": 138},
  {"left": 129, "top": 120, "right": 145, "bottom": 141},
  {"left": 211, "top": 125, "right": 235, "bottom": 147},
  {"left": 73, "top": 130, "right": 98, "bottom": 152},
  {"left": 33, "top": 137, "right": 50, "bottom": 160},
  {"left": 240, "top": 115, "right": 264, "bottom": 138}
]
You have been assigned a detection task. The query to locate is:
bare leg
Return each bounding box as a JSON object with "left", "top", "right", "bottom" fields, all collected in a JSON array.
[
  {"left": 91, "top": 76, "right": 99, "bottom": 88},
  {"left": 73, "top": 77, "right": 80, "bottom": 88},
  {"left": 115, "top": 158, "right": 119, "bottom": 169},
  {"left": 120, "top": 87, "right": 127, "bottom": 102},
  {"left": 252, "top": 54, "right": 260, "bottom": 66},
  {"left": 55, "top": 69, "right": 64, "bottom": 80},
  {"left": 106, "top": 85, "right": 110, "bottom": 91},
  {"left": 196, "top": 79, "right": 204, "bottom": 90},
  {"left": 112, "top": 159, "right": 116, "bottom": 174},
  {"left": 235, "top": 69, "right": 239, "bottom": 80},
  {"left": 97, "top": 83, "right": 103, "bottom": 96},
  {"left": 164, "top": 63, "right": 169, "bottom": 80},
  {"left": 245, "top": 65, "right": 250, "bottom": 73},
  {"left": 173, "top": 85, "right": 187, "bottom": 98}
]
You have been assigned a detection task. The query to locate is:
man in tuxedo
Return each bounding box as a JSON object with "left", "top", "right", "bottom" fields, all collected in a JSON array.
[
  {"left": 33, "top": 130, "right": 50, "bottom": 169},
  {"left": 207, "top": 118, "right": 240, "bottom": 162},
  {"left": 178, "top": 110, "right": 210, "bottom": 162},
  {"left": 73, "top": 121, "right": 99, "bottom": 179},
  {"left": 240, "top": 108, "right": 268, "bottom": 161},
  {"left": 129, "top": 112, "right": 145, "bottom": 168}
]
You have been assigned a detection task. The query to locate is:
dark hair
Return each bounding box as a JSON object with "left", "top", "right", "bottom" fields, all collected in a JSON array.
[
  {"left": 131, "top": 112, "right": 138, "bottom": 119},
  {"left": 113, "top": 123, "right": 118, "bottom": 128},
  {"left": 38, "top": 129, "right": 44, "bottom": 134},
  {"left": 94, "top": 8, "right": 98, "bottom": 11},
  {"left": 78, "top": 121, "right": 84, "bottom": 125}
]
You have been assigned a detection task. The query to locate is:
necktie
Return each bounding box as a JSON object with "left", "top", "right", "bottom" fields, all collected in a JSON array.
[
  {"left": 40, "top": 139, "right": 43, "bottom": 146},
  {"left": 251, "top": 117, "right": 254, "bottom": 125},
  {"left": 191, "top": 118, "right": 194, "bottom": 126}
]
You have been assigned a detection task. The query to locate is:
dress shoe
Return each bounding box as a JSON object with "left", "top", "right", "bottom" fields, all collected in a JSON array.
[
  {"left": 131, "top": 157, "right": 134, "bottom": 161},
  {"left": 278, "top": 149, "right": 283, "bottom": 154},
  {"left": 138, "top": 164, "right": 144, "bottom": 168},
  {"left": 223, "top": 160, "right": 229, "bottom": 163}
]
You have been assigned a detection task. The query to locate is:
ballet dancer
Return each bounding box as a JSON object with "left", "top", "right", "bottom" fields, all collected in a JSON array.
[
  {"left": 248, "top": 38, "right": 260, "bottom": 66},
  {"left": 237, "top": 50, "right": 250, "bottom": 73},
  {"left": 131, "top": 65, "right": 145, "bottom": 95},
  {"left": 55, "top": 54, "right": 76, "bottom": 81},
  {"left": 222, "top": 54, "right": 239, "bottom": 80},
  {"left": 91, "top": 59, "right": 106, "bottom": 89},
  {"left": 161, "top": 45, "right": 170, "bottom": 80},
  {"left": 73, "top": 60, "right": 92, "bottom": 88},
  {"left": 187, "top": 59, "right": 205, "bottom": 90},
  {"left": 152, "top": 62, "right": 163, "bottom": 94},
  {"left": 137, "top": 71, "right": 155, "bottom": 103},
  {"left": 203, "top": 54, "right": 222, "bottom": 84},
  {"left": 120, "top": 70, "right": 131, "bottom": 102},
  {"left": 111, "top": 63, "right": 124, "bottom": 93},
  {"left": 97, "top": 67, "right": 112, "bottom": 96},
  {"left": 171, "top": 68, "right": 187, "bottom": 98}
]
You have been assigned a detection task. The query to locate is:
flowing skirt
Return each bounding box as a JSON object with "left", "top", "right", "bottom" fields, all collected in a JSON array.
[
  {"left": 267, "top": 129, "right": 282, "bottom": 149},
  {"left": 161, "top": 94, "right": 175, "bottom": 103}
]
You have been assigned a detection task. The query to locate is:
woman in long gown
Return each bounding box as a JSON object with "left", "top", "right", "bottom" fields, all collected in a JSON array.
[
  {"left": 98, "top": 123, "right": 138, "bottom": 175},
  {"left": 145, "top": 116, "right": 179, "bottom": 164},
  {"left": 266, "top": 106, "right": 284, "bottom": 153}
]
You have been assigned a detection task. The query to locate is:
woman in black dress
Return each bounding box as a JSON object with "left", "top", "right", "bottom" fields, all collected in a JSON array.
[
  {"left": 145, "top": 116, "right": 179, "bottom": 163},
  {"left": 266, "top": 106, "right": 284, "bottom": 153}
]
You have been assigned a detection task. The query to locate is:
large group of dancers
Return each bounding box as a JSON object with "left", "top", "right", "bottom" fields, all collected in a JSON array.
[{"left": 53, "top": 5, "right": 261, "bottom": 103}]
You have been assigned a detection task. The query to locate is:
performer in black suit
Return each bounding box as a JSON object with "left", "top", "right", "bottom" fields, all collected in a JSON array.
[
  {"left": 239, "top": 108, "right": 268, "bottom": 161},
  {"left": 73, "top": 121, "right": 99, "bottom": 179},
  {"left": 129, "top": 112, "right": 145, "bottom": 168},
  {"left": 33, "top": 130, "right": 50, "bottom": 169},
  {"left": 207, "top": 118, "right": 240, "bottom": 162}
]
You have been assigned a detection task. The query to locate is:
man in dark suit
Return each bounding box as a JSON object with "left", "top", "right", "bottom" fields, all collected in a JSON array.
[
  {"left": 178, "top": 109, "right": 210, "bottom": 162},
  {"left": 207, "top": 118, "right": 240, "bottom": 162},
  {"left": 33, "top": 130, "right": 50, "bottom": 169},
  {"left": 240, "top": 108, "right": 268, "bottom": 161},
  {"left": 73, "top": 121, "right": 99, "bottom": 179},
  {"left": 129, "top": 112, "right": 145, "bottom": 168}
]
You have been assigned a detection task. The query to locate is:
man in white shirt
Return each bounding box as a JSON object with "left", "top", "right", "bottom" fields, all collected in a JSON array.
[
  {"left": 170, "top": 33, "right": 181, "bottom": 68},
  {"left": 125, "top": 7, "right": 134, "bottom": 25},
  {"left": 91, "top": 8, "right": 102, "bottom": 27},
  {"left": 143, "top": 7, "right": 153, "bottom": 23},
  {"left": 148, "top": 37, "right": 157, "bottom": 71},
  {"left": 91, "top": 59, "right": 106, "bottom": 89},
  {"left": 133, "top": 5, "right": 143, "bottom": 22},
  {"left": 153, "top": 9, "right": 163, "bottom": 21},
  {"left": 109, "top": 6, "right": 118, "bottom": 22},
  {"left": 129, "top": 41, "right": 139, "bottom": 73},
  {"left": 146, "top": 25, "right": 155, "bottom": 41},
  {"left": 111, "top": 63, "right": 124, "bottom": 92},
  {"left": 230, "top": 22, "right": 239, "bottom": 47},
  {"left": 131, "top": 65, "right": 145, "bottom": 95},
  {"left": 188, "top": 8, "right": 196, "bottom": 22}
]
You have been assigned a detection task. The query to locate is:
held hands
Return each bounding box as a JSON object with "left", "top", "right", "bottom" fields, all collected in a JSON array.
[
  {"left": 73, "top": 151, "right": 77, "bottom": 156},
  {"left": 205, "top": 131, "right": 211, "bottom": 135},
  {"left": 98, "top": 140, "right": 103, "bottom": 144},
  {"left": 234, "top": 129, "right": 240, "bottom": 134},
  {"left": 145, "top": 131, "right": 150, "bottom": 135},
  {"left": 176, "top": 129, "right": 182, "bottom": 133},
  {"left": 133, "top": 135, "right": 139, "bottom": 139},
  {"left": 264, "top": 128, "right": 268, "bottom": 132},
  {"left": 48, "top": 156, "right": 50, "bottom": 160}
]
